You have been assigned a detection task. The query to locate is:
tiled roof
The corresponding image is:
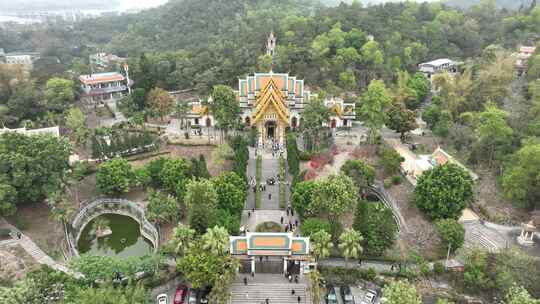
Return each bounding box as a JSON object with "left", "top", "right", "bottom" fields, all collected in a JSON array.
[{"left": 79, "top": 72, "right": 125, "bottom": 85}]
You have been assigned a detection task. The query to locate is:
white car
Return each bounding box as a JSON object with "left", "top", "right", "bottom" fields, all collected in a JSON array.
[
  {"left": 157, "top": 293, "right": 168, "bottom": 304},
  {"left": 363, "top": 291, "right": 376, "bottom": 304}
]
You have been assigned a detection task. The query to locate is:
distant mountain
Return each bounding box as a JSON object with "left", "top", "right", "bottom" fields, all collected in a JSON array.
[
  {"left": 443, "top": 0, "right": 535, "bottom": 9},
  {"left": 0, "top": 0, "right": 121, "bottom": 12}
]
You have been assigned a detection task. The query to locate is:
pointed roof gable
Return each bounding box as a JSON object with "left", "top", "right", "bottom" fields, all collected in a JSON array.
[{"left": 252, "top": 77, "right": 289, "bottom": 124}]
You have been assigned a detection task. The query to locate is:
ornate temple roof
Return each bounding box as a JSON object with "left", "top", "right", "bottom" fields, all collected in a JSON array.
[
  {"left": 237, "top": 72, "right": 307, "bottom": 99},
  {"left": 251, "top": 77, "right": 289, "bottom": 124}
]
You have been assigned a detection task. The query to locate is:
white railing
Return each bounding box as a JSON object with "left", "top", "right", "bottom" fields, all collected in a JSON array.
[{"left": 67, "top": 198, "right": 159, "bottom": 258}]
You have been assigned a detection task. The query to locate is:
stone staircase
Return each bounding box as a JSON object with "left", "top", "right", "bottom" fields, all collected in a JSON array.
[
  {"left": 230, "top": 274, "right": 311, "bottom": 304},
  {"left": 463, "top": 221, "right": 508, "bottom": 253}
]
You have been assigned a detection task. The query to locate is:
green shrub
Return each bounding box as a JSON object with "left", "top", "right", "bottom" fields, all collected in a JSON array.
[
  {"left": 14, "top": 217, "right": 28, "bottom": 230},
  {"left": 420, "top": 263, "right": 431, "bottom": 276},
  {"left": 299, "top": 151, "right": 312, "bottom": 161},
  {"left": 391, "top": 175, "right": 401, "bottom": 185},
  {"left": 256, "top": 221, "right": 283, "bottom": 233},
  {"left": 365, "top": 267, "right": 377, "bottom": 281},
  {"left": 301, "top": 218, "right": 331, "bottom": 237},
  {"left": 433, "top": 261, "right": 445, "bottom": 275},
  {"left": 436, "top": 219, "right": 465, "bottom": 252},
  {"left": 383, "top": 178, "right": 392, "bottom": 188}
]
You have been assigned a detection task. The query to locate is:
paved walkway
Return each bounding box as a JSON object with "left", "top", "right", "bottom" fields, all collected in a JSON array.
[
  {"left": 318, "top": 258, "right": 395, "bottom": 273},
  {"left": 245, "top": 148, "right": 284, "bottom": 211},
  {"left": 0, "top": 218, "right": 82, "bottom": 278},
  {"left": 241, "top": 210, "right": 300, "bottom": 234},
  {"left": 101, "top": 99, "right": 127, "bottom": 127}
]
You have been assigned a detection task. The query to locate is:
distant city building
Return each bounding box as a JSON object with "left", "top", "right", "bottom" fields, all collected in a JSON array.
[
  {"left": 0, "top": 126, "right": 60, "bottom": 137},
  {"left": 516, "top": 45, "right": 537, "bottom": 76},
  {"left": 418, "top": 58, "right": 459, "bottom": 79},
  {"left": 89, "top": 53, "right": 127, "bottom": 69},
  {"left": 79, "top": 71, "right": 131, "bottom": 103},
  {"left": 0, "top": 49, "right": 40, "bottom": 66}
]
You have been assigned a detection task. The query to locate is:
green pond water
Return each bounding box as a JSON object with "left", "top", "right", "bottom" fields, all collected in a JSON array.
[{"left": 77, "top": 214, "right": 153, "bottom": 257}]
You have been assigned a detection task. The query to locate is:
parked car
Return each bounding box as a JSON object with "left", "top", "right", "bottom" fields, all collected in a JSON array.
[
  {"left": 198, "top": 287, "right": 210, "bottom": 304},
  {"left": 325, "top": 286, "right": 338, "bottom": 304},
  {"left": 157, "top": 294, "right": 168, "bottom": 304},
  {"left": 363, "top": 289, "right": 377, "bottom": 304},
  {"left": 187, "top": 289, "right": 198, "bottom": 304},
  {"left": 340, "top": 286, "right": 355, "bottom": 304},
  {"left": 174, "top": 285, "right": 188, "bottom": 304}
]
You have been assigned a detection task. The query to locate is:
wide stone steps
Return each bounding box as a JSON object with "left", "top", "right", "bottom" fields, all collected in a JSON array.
[
  {"left": 230, "top": 283, "right": 310, "bottom": 304},
  {"left": 463, "top": 222, "right": 507, "bottom": 253}
]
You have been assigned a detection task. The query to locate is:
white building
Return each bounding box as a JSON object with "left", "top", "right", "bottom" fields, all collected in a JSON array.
[
  {"left": 79, "top": 72, "right": 131, "bottom": 103},
  {"left": 0, "top": 126, "right": 60, "bottom": 137},
  {"left": 516, "top": 46, "right": 537, "bottom": 76},
  {"left": 0, "top": 49, "right": 40, "bottom": 66},
  {"left": 324, "top": 97, "right": 356, "bottom": 128},
  {"left": 419, "top": 58, "right": 458, "bottom": 79}
]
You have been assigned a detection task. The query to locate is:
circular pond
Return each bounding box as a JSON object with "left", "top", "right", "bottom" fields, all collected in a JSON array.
[{"left": 77, "top": 214, "right": 153, "bottom": 258}]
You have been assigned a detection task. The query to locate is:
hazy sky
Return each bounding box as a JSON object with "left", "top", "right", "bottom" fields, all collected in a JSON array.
[{"left": 0, "top": 0, "right": 169, "bottom": 12}]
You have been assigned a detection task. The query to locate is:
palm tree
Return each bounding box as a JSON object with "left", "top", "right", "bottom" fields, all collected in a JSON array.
[
  {"left": 338, "top": 228, "right": 363, "bottom": 268},
  {"left": 175, "top": 102, "right": 191, "bottom": 130},
  {"left": 311, "top": 230, "right": 332, "bottom": 266},
  {"left": 201, "top": 226, "right": 229, "bottom": 256},
  {"left": 170, "top": 223, "right": 196, "bottom": 258}
]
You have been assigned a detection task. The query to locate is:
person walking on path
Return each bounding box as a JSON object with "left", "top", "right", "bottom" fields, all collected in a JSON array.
[
  {"left": 280, "top": 216, "right": 284, "bottom": 224},
  {"left": 268, "top": 193, "right": 272, "bottom": 200},
  {"left": 248, "top": 211, "right": 251, "bottom": 218},
  {"left": 297, "top": 296, "right": 301, "bottom": 303},
  {"left": 291, "top": 289, "right": 295, "bottom": 295},
  {"left": 244, "top": 277, "right": 248, "bottom": 286},
  {"left": 295, "top": 219, "right": 298, "bottom": 227}
]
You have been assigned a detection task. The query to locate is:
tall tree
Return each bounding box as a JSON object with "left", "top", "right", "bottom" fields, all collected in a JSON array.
[
  {"left": 358, "top": 80, "right": 392, "bottom": 144},
  {"left": 301, "top": 95, "right": 330, "bottom": 151},
  {"left": 185, "top": 179, "right": 219, "bottom": 234},
  {"left": 145, "top": 189, "right": 180, "bottom": 225},
  {"left": 353, "top": 201, "right": 398, "bottom": 256},
  {"left": 311, "top": 175, "right": 358, "bottom": 240},
  {"left": 386, "top": 101, "right": 418, "bottom": 142},
  {"left": 472, "top": 103, "right": 513, "bottom": 167},
  {"left": 44, "top": 77, "right": 74, "bottom": 113},
  {"left": 338, "top": 228, "right": 363, "bottom": 267},
  {"left": 340, "top": 159, "right": 375, "bottom": 196},
  {"left": 147, "top": 87, "right": 173, "bottom": 121},
  {"left": 311, "top": 230, "right": 332, "bottom": 263},
  {"left": 66, "top": 107, "right": 89, "bottom": 145},
  {"left": 96, "top": 158, "right": 133, "bottom": 194},
  {"left": 170, "top": 223, "right": 196, "bottom": 258},
  {"left": 210, "top": 85, "right": 240, "bottom": 137},
  {"left": 201, "top": 226, "right": 229, "bottom": 256},
  {"left": 0, "top": 133, "right": 71, "bottom": 213},
  {"left": 415, "top": 163, "right": 473, "bottom": 220},
  {"left": 502, "top": 141, "right": 540, "bottom": 209},
  {"left": 382, "top": 280, "right": 422, "bottom": 304}
]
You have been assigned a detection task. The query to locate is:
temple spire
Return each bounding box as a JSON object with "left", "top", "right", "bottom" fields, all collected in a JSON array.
[{"left": 266, "top": 32, "right": 277, "bottom": 72}]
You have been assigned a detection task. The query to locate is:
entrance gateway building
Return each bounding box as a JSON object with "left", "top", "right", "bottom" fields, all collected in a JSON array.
[{"left": 230, "top": 233, "right": 311, "bottom": 275}]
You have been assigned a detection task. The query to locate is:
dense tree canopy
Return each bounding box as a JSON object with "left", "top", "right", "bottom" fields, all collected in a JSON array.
[
  {"left": 415, "top": 163, "right": 474, "bottom": 220},
  {"left": 96, "top": 158, "right": 133, "bottom": 194},
  {"left": 502, "top": 141, "right": 540, "bottom": 209},
  {"left": 353, "top": 201, "right": 398, "bottom": 256},
  {"left": 0, "top": 133, "right": 71, "bottom": 215}
]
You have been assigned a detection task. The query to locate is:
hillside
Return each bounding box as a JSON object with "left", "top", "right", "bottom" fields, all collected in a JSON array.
[{"left": 443, "top": 0, "right": 535, "bottom": 9}]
